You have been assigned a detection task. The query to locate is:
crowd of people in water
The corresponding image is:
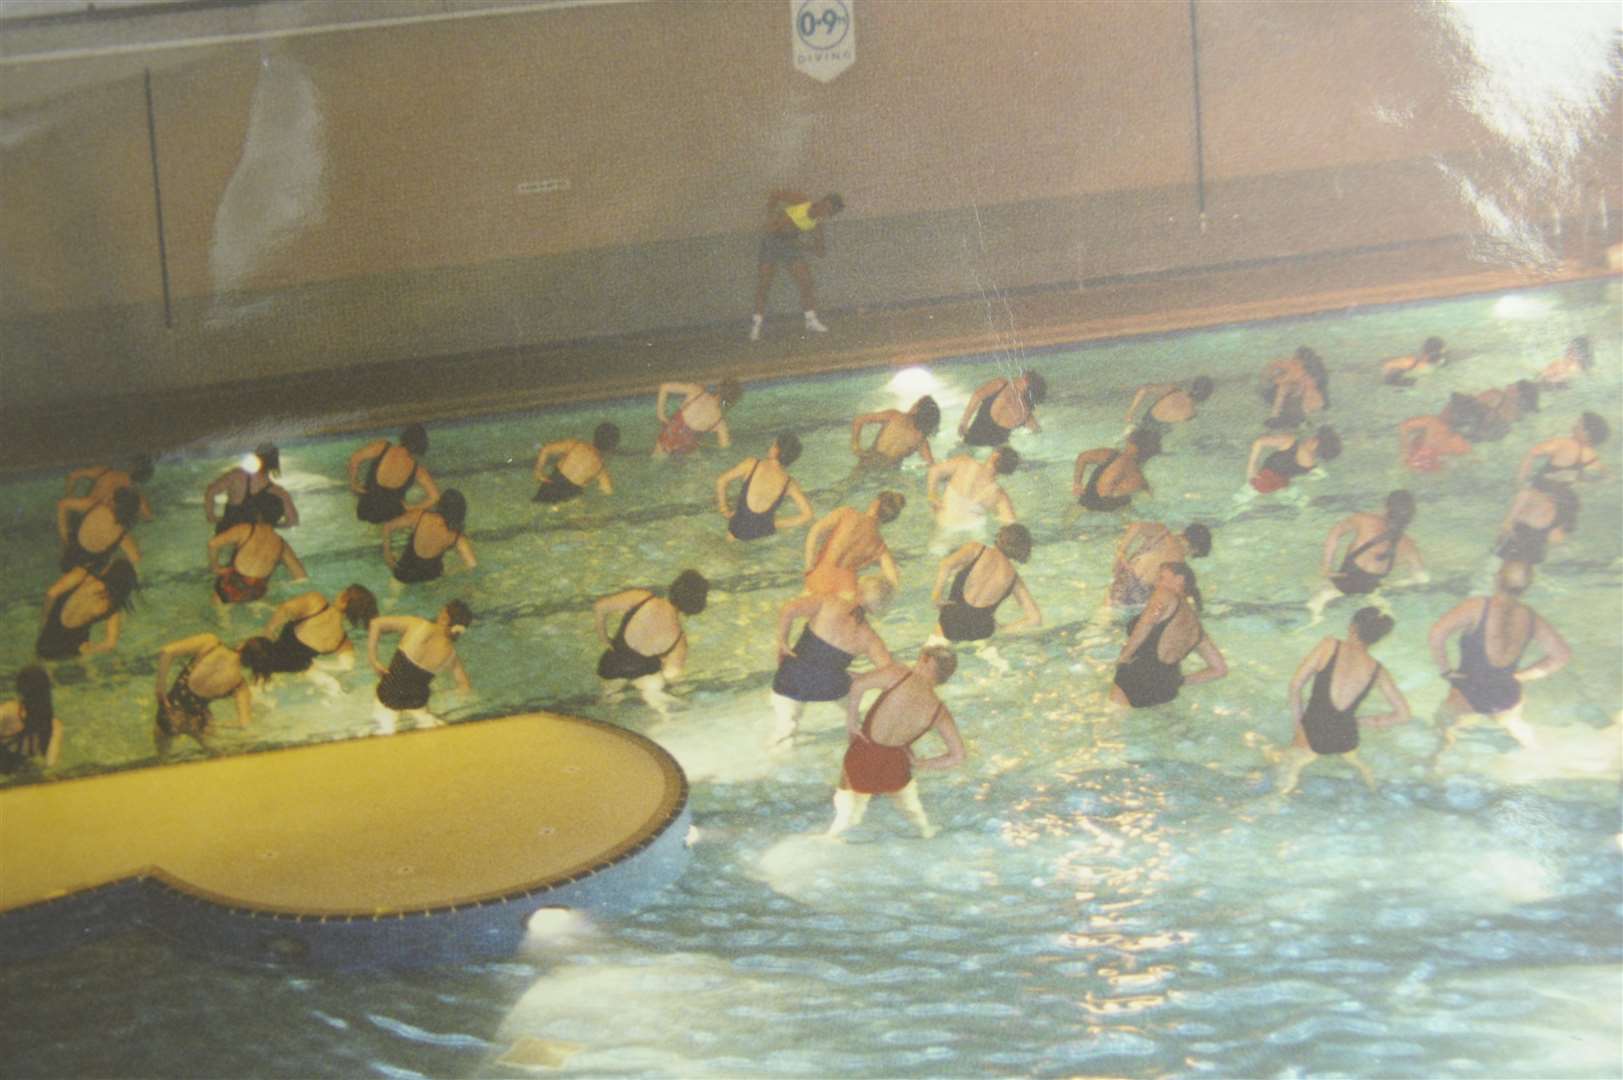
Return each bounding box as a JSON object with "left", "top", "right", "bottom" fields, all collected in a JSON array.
[{"left": 1, "top": 324, "right": 1610, "bottom": 838}]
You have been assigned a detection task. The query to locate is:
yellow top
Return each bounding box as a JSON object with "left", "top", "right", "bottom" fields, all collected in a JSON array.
[{"left": 785, "top": 202, "right": 818, "bottom": 232}]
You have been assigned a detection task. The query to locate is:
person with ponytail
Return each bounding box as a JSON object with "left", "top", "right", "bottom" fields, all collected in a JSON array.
[
  {"left": 1110, "top": 562, "right": 1227, "bottom": 709},
  {"left": 0, "top": 666, "right": 61, "bottom": 771},
  {"left": 1308, "top": 491, "right": 1426, "bottom": 621}
]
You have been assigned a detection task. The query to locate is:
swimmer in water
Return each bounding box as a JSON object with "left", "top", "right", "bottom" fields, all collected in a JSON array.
[
  {"left": 594, "top": 571, "right": 708, "bottom": 716},
  {"left": 1265, "top": 607, "right": 1410, "bottom": 794},
  {"left": 1428, "top": 561, "right": 1571, "bottom": 756},
  {"left": 957, "top": 371, "right": 1046, "bottom": 447},
  {"left": 1110, "top": 520, "right": 1212, "bottom": 611},
  {"left": 1536, "top": 336, "right": 1592, "bottom": 389},
  {"left": 1261, "top": 346, "right": 1329, "bottom": 429},
  {"left": 1306, "top": 490, "right": 1425, "bottom": 622},
  {"left": 1396, "top": 411, "right": 1472, "bottom": 473},
  {"left": 383, "top": 489, "right": 476, "bottom": 583},
  {"left": 1493, "top": 478, "right": 1579, "bottom": 567},
  {"left": 153, "top": 633, "right": 276, "bottom": 752},
  {"left": 208, "top": 512, "right": 307, "bottom": 605},
  {"left": 803, "top": 492, "right": 905, "bottom": 600},
  {"left": 1516, "top": 411, "right": 1610, "bottom": 488},
  {"left": 1381, "top": 336, "right": 1447, "bottom": 386},
  {"left": 57, "top": 487, "right": 142, "bottom": 574},
  {"left": 769, "top": 576, "right": 895, "bottom": 747},
  {"left": 0, "top": 666, "right": 60, "bottom": 772},
  {"left": 1440, "top": 380, "right": 1540, "bottom": 443},
  {"left": 1122, "top": 376, "right": 1215, "bottom": 436},
  {"left": 207, "top": 443, "right": 300, "bottom": 534},
  {"left": 1073, "top": 428, "right": 1159, "bottom": 513},
  {"left": 532, "top": 423, "right": 620, "bottom": 504},
  {"left": 262, "top": 585, "right": 379, "bottom": 691},
  {"left": 849, "top": 395, "right": 940, "bottom": 470},
  {"left": 36, "top": 559, "right": 139, "bottom": 661},
  {"left": 1110, "top": 563, "right": 1227, "bottom": 709},
  {"left": 1246, "top": 426, "right": 1340, "bottom": 493},
  {"left": 827, "top": 646, "right": 966, "bottom": 840},
  {"left": 929, "top": 524, "right": 1041, "bottom": 645},
  {"left": 369, "top": 600, "right": 475, "bottom": 733},
  {"left": 350, "top": 424, "right": 440, "bottom": 525},
  {"left": 926, "top": 445, "right": 1018, "bottom": 535},
  {"left": 60, "top": 454, "right": 154, "bottom": 521},
  {"left": 750, "top": 190, "right": 844, "bottom": 340},
  {"left": 653, "top": 380, "right": 743, "bottom": 457},
  {"left": 715, "top": 433, "right": 815, "bottom": 542}
]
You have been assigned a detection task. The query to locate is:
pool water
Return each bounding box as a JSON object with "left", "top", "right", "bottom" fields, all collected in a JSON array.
[{"left": 2, "top": 280, "right": 1619, "bottom": 1077}]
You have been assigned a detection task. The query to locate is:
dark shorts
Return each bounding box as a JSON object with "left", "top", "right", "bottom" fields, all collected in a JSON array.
[{"left": 758, "top": 232, "right": 806, "bottom": 265}]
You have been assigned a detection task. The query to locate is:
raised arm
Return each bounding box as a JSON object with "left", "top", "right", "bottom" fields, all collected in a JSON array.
[{"left": 63, "top": 466, "right": 98, "bottom": 497}]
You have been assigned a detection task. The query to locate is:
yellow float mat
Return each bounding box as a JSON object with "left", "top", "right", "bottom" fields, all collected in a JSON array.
[{"left": 0, "top": 713, "right": 685, "bottom": 917}]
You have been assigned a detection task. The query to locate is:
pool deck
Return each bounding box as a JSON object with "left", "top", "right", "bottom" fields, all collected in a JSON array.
[{"left": 2, "top": 237, "right": 1615, "bottom": 472}]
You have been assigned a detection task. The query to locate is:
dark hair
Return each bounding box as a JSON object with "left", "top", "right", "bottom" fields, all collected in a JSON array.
[
  {"left": 1580, "top": 411, "right": 1610, "bottom": 445},
  {"left": 1513, "top": 380, "right": 1540, "bottom": 413},
  {"left": 340, "top": 584, "right": 379, "bottom": 629},
  {"left": 14, "top": 666, "right": 53, "bottom": 758},
  {"left": 823, "top": 193, "right": 845, "bottom": 214},
  {"left": 775, "top": 433, "right": 803, "bottom": 468},
  {"left": 112, "top": 487, "right": 142, "bottom": 528},
  {"left": 1384, "top": 490, "right": 1416, "bottom": 536},
  {"left": 100, "top": 559, "right": 139, "bottom": 614},
  {"left": 912, "top": 396, "right": 941, "bottom": 437},
  {"left": 445, "top": 599, "right": 475, "bottom": 629},
  {"left": 1128, "top": 426, "right": 1163, "bottom": 459},
  {"left": 715, "top": 379, "right": 745, "bottom": 408},
  {"left": 1351, "top": 606, "right": 1394, "bottom": 646},
  {"left": 668, "top": 570, "right": 709, "bottom": 615},
  {"left": 1569, "top": 336, "right": 1592, "bottom": 367},
  {"left": 1182, "top": 523, "right": 1212, "bottom": 558},
  {"left": 1166, "top": 561, "right": 1202, "bottom": 610},
  {"left": 875, "top": 490, "right": 906, "bottom": 524},
  {"left": 996, "top": 523, "right": 1033, "bottom": 563},
  {"left": 401, "top": 424, "right": 429, "bottom": 456},
  {"left": 437, "top": 489, "right": 468, "bottom": 532},
  {"left": 593, "top": 422, "right": 622, "bottom": 453},
  {"left": 129, "top": 454, "right": 155, "bottom": 484},
  {"left": 238, "top": 637, "right": 277, "bottom": 684},
  {"left": 992, "top": 446, "right": 1020, "bottom": 475},
  {"left": 255, "top": 443, "right": 281, "bottom": 475},
  {"left": 1315, "top": 426, "right": 1342, "bottom": 461},
  {"left": 1189, "top": 376, "right": 1215, "bottom": 403},
  {"left": 1421, "top": 336, "right": 1445, "bottom": 358},
  {"left": 1022, "top": 371, "right": 1048, "bottom": 406},
  {"left": 921, "top": 646, "right": 957, "bottom": 684}
]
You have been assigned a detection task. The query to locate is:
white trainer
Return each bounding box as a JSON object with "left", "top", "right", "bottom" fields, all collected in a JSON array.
[{"left": 804, "top": 313, "right": 829, "bottom": 333}]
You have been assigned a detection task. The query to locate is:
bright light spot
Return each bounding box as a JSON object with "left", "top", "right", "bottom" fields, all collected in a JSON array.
[
  {"left": 1472, "top": 851, "right": 1553, "bottom": 905},
  {"left": 523, "top": 906, "right": 590, "bottom": 942},
  {"left": 1493, "top": 294, "right": 1554, "bottom": 320},
  {"left": 240, "top": 453, "right": 262, "bottom": 473},
  {"left": 887, "top": 367, "right": 937, "bottom": 398},
  {"left": 685, "top": 825, "right": 701, "bottom": 847}
]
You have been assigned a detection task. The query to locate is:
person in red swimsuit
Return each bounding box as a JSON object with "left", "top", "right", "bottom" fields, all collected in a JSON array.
[{"left": 827, "top": 646, "right": 966, "bottom": 840}]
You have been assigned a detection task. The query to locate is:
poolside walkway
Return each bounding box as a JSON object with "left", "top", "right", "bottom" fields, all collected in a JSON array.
[{"left": 2, "top": 236, "right": 1613, "bottom": 472}]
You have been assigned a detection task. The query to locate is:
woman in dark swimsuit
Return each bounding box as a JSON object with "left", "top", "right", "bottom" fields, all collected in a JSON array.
[
  {"left": 1111, "top": 563, "right": 1226, "bottom": 709},
  {"left": 1494, "top": 479, "right": 1579, "bottom": 566},
  {"left": 384, "top": 489, "right": 475, "bottom": 583},
  {"left": 204, "top": 444, "right": 298, "bottom": 534},
  {"left": 958, "top": 371, "right": 1046, "bottom": 447},
  {"left": 1247, "top": 426, "right": 1341, "bottom": 493},
  {"left": 0, "top": 667, "right": 61, "bottom": 772},
  {"left": 264, "top": 585, "right": 379, "bottom": 675},
  {"left": 594, "top": 571, "right": 709, "bottom": 714},
  {"left": 931, "top": 525, "right": 1041, "bottom": 644},
  {"left": 153, "top": 634, "right": 276, "bottom": 752},
  {"left": 57, "top": 487, "right": 142, "bottom": 574},
  {"left": 1517, "top": 412, "right": 1609, "bottom": 488},
  {"left": 1072, "top": 429, "right": 1159, "bottom": 512},
  {"left": 716, "top": 434, "right": 814, "bottom": 541},
  {"left": 1270, "top": 608, "right": 1409, "bottom": 793},
  {"left": 1315, "top": 490, "right": 1423, "bottom": 603},
  {"left": 36, "top": 559, "right": 138, "bottom": 661},
  {"left": 351, "top": 424, "right": 439, "bottom": 524},
  {"left": 770, "top": 577, "right": 895, "bottom": 746}
]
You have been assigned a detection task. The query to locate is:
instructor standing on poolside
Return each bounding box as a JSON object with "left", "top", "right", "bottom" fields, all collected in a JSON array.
[{"left": 749, "top": 189, "right": 844, "bottom": 341}]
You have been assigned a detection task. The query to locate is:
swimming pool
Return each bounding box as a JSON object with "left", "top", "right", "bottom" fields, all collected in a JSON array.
[{"left": 1, "top": 279, "right": 1618, "bottom": 1076}]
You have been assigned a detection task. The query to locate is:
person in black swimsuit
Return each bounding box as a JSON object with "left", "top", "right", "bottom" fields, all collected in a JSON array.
[
  {"left": 264, "top": 584, "right": 379, "bottom": 679},
  {"left": 1110, "top": 563, "right": 1227, "bottom": 708},
  {"left": 1072, "top": 428, "right": 1160, "bottom": 513},
  {"left": 1265, "top": 607, "right": 1410, "bottom": 793},
  {"left": 931, "top": 525, "right": 1041, "bottom": 645},
  {"left": 1494, "top": 479, "right": 1579, "bottom": 566},
  {"left": 958, "top": 371, "right": 1047, "bottom": 447},
  {"left": 57, "top": 487, "right": 142, "bottom": 574},
  {"left": 36, "top": 559, "right": 138, "bottom": 661},
  {"left": 533, "top": 423, "right": 620, "bottom": 504},
  {"left": 204, "top": 444, "right": 298, "bottom": 534},
  {"left": 1517, "top": 411, "right": 1609, "bottom": 488},
  {"left": 153, "top": 634, "right": 276, "bottom": 752},
  {"left": 715, "top": 434, "right": 814, "bottom": 541},
  {"left": 1307, "top": 491, "right": 1425, "bottom": 621},
  {"left": 1429, "top": 561, "right": 1571, "bottom": 756},
  {"left": 368, "top": 600, "right": 474, "bottom": 732},
  {"left": 384, "top": 489, "right": 475, "bottom": 583},
  {"left": 770, "top": 577, "right": 895, "bottom": 746},
  {"left": 594, "top": 571, "right": 709, "bottom": 715},
  {"left": 1247, "top": 426, "right": 1341, "bottom": 494},
  {"left": 351, "top": 424, "right": 439, "bottom": 524}
]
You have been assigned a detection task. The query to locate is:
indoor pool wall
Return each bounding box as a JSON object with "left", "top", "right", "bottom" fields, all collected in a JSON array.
[{"left": 0, "top": 279, "right": 1619, "bottom": 1076}]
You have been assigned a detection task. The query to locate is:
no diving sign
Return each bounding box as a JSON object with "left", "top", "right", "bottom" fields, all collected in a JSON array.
[{"left": 793, "top": 0, "right": 854, "bottom": 83}]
